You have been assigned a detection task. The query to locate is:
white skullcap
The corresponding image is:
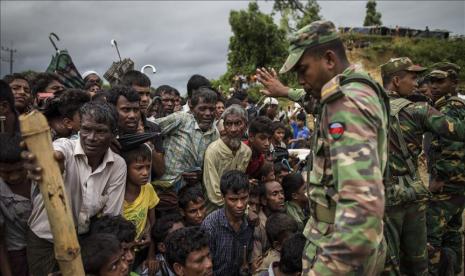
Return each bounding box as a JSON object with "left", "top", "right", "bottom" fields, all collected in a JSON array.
[
  {"left": 82, "top": 70, "right": 100, "bottom": 79},
  {"left": 264, "top": 97, "right": 279, "bottom": 105}
]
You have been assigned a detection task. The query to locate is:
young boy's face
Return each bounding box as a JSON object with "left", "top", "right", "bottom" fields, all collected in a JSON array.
[
  {"left": 99, "top": 248, "right": 129, "bottom": 276},
  {"left": 224, "top": 189, "right": 249, "bottom": 220},
  {"left": 183, "top": 198, "right": 207, "bottom": 226},
  {"left": 261, "top": 170, "right": 275, "bottom": 183},
  {"left": 177, "top": 246, "right": 213, "bottom": 276},
  {"left": 121, "top": 241, "right": 136, "bottom": 267},
  {"left": 127, "top": 158, "right": 151, "bottom": 186},
  {"left": 276, "top": 169, "right": 289, "bottom": 184},
  {"left": 249, "top": 133, "right": 270, "bottom": 154},
  {"left": 273, "top": 128, "right": 285, "bottom": 143}
]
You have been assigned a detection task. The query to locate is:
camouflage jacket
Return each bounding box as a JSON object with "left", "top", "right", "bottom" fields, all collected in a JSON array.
[
  {"left": 429, "top": 95, "right": 465, "bottom": 193},
  {"left": 386, "top": 91, "right": 465, "bottom": 205},
  {"left": 303, "top": 66, "right": 388, "bottom": 274}
]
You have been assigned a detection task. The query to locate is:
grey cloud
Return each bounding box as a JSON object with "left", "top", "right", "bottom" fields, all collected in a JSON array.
[{"left": 1, "top": 1, "right": 463, "bottom": 94}]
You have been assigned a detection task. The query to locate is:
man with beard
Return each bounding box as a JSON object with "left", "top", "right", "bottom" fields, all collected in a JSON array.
[
  {"left": 203, "top": 104, "right": 251, "bottom": 213},
  {"left": 3, "top": 73, "right": 33, "bottom": 115}
]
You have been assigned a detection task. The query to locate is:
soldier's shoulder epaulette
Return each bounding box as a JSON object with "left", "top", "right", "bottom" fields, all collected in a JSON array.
[
  {"left": 448, "top": 96, "right": 465, "bottom": 107},
  {"left": 389, "top": 97, "right": 413, "bottom": 116},
  {"left": 320, "top": 76, "right": 344, "bottom": 105}
]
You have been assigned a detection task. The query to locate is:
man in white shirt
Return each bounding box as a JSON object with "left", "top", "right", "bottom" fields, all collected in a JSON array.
[{"left": 25, "top": 102, "right": 127, "bottom": 275}]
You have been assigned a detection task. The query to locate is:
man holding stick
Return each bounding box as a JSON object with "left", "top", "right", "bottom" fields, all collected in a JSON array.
[{"left": 23, "top": 102, "right": 127, "bottom": 275}]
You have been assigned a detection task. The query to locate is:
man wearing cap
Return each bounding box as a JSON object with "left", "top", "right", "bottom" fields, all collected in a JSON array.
[
  {"left": 280, "top": 20, "right": 389, "bottom": 274},
  {"left": 260, "top": 97, "right": 279, "bottom": 121},
  {"left": 82, "top": 70, "right": 102, "bottom": 86},
  {"left": 379, "top": 58, "right": 465, "bottom": 275},
  {"left": 426, "top": 64, "right": 465, "bottom": 275}
]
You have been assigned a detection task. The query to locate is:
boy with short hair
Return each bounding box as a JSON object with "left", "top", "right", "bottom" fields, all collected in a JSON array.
[
  {"left": 81, "top": 233, "right": 129, "bottom": 276},
  {"left": 289, "top": 111, "right": 310, "bottom": 149},
  {"left": 260, "top": 233, "right": 306, "bottom": 276},
  {"left": 254, "top": 213, "right": 298, "bottom": 275},
  {"left": 281, "top": 173, "right": 308, "bottom": 231},
  {"left": 151, "top": 213, "right": 185, "bottom": 276},
  {"left": 202, "top": 170, "right": 254, "bottom": 275},
  {"left": 178, "top": 186, "right": 207, "bottom": 226},
  {"left": 121, "top": 144, "right": 159, "bottom": 272},
  {"left": 165, "top": 227, "right": 212, "bottom": 276},
  {"left": 246, "top": 116, "right": 273, "bottom": 179},
  {"left": 89, "top": 215, "right": 137, "bottom": 268}
]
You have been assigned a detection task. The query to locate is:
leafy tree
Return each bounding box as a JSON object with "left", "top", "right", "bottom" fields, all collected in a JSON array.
[
  {"left": 273, "top": 0, "right": 322, "bottom": 32},
  {"left": 363, "top": 0, "right": 382, "bottom": 26},
  {"left": 226, "top": 2, "right": 288, "bottom": 81},
  {"left": 296, "top": 0, "right": 322, "bottom": 29}
]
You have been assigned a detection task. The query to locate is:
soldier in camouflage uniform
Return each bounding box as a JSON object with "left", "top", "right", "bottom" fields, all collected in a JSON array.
[
  {"left": 279, "top": 20, "right": 389, "bottom": 275},
  {"left": 426, "top": 65, "right": 465, "bottom": 275},
  {"left": 379, "top": 58, "right": 465, "bottom": 276}
]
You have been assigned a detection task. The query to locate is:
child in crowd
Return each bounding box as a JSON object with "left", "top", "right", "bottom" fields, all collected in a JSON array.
[
  {"left": 150, "top": 213, "right": 185, "bottom": 276},
  {"left": 178, "top": 186, "right": 206, "bottom": 226},
  {"left": 81, "top": 233, "right": 129, "bottom": 276},
  {"left": 246, "top": 116, "right": 273, "bottom": 179},
  {"left": 289, "top": 111, "right": 310, "bottom": 149},
  {"left": 259, "top": 233, "right": 306, "bottom": 276},
  {"left": 270, "top": 122, "right": 287, "bottom": 150},
  {"left": 257, "top": 162, "right": 276, "bottom": 183},
  {"left": 89, "top": 215, "right": 137, "bottom": 269},
  {"left": 254, "top": 213, "right": 298, "bottom": 275},
  {"left": 273, "top": 163, "right": 290, "bottom": 184},
  {"left": 121, "top": 144, "right": 159, "bottom": 271},
  {"left": 281, "top": 173, "right": 308, "bottom": 231}
]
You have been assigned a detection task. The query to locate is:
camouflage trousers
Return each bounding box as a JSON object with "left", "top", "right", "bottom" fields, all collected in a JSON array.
[
  {"left": 382, "top": 202, "right": 428, "bottom": 276},
  {"left": 302, "top": 221, "right": 386, "bottom": 275},
  {"left": 426, "top": 194, "right": 465, "bottom": 275}
]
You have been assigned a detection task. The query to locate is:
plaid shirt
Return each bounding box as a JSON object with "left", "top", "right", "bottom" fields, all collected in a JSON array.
[
  {"left": 201, "top": 208, "right": 254, "bottom": 276},
  {"left": 151, "top": 112, "right": 219, "bottom": 188}
]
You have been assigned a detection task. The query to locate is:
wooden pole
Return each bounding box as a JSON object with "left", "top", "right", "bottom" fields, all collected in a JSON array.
[{"left": 20, "top": 110, "right": 84, "bottom": 276}]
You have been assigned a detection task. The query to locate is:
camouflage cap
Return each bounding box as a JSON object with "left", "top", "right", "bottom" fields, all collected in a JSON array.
[
  {"left": 380, "top": 57, "right": 427, "bottom": 77},
  {"left": 430, "top": 62, "right": 461, "bottom": 74},
  {"left": 428, "top": 69, "right": 449, "bottom": 79},
  {"left": 279, "top": 20, "right": 339, "bottom": 74}
]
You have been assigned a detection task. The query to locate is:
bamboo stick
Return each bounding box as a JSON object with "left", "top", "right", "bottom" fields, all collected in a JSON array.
[{"left": 20, "top": 110, "right": 84, "bottom": 276}]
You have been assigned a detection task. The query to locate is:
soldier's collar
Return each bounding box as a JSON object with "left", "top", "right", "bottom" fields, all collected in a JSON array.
[
  {"left": 320, "top": 65, "right": 359, "bottom": 104},
  {"left": 387, "top": 90, "right": 401, "bottom": 98}
]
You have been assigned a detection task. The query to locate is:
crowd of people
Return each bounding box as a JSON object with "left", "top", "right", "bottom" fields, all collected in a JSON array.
[{"left": 0, "top": 19, "right": 464, "bottom": 276}]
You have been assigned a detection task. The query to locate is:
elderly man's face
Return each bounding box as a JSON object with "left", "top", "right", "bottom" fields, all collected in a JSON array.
[{"left": 223, "top": 113, "right": 246, "bottom": 140}]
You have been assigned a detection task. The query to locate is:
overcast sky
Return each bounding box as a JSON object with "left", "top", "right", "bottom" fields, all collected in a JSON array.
[{"left": 1, "top": 1, "right": 464, "bottom": 93}]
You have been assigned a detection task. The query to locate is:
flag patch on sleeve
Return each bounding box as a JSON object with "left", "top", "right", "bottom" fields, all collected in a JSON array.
[{"left": 329, "top": 122, "right": 344, "bottom": 140}]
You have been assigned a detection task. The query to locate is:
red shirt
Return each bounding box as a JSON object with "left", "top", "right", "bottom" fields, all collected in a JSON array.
[{"left": 244, "top": 140, "right": 265, "bottom": 179}]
